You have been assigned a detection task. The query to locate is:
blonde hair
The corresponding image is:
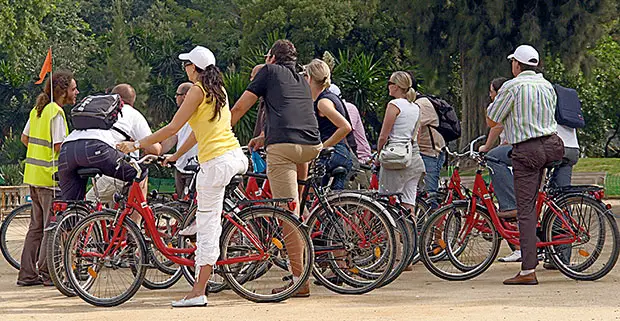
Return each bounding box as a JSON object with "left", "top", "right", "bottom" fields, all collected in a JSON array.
[
  {"left": 390, "top": 71, "right": 417, "bottom": 102},
  {"left": 305, "top": 59, "right": 331, "bottom": 89}
]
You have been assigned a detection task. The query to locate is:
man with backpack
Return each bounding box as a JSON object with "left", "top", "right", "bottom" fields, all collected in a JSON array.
[
  {"left": 411, "top": 72, "right": 461, "bottom": 207},
  {"left": 59, "top": 84, "right": 161, "bottom": 204}
]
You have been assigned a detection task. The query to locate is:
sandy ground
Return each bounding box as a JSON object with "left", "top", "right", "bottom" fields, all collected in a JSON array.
[{"left": 2, "top": 203, "right": 620, "bottom": 321}]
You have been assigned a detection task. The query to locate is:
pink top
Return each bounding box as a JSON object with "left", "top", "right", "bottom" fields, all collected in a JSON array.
[{"left": 344, "top": 101, "right": 372, "bottom": 162}]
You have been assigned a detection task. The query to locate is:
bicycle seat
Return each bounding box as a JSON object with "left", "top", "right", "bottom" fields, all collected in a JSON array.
[
  {"left": 319, "top": 147, "right": 335, "bottom": 158},
  {"left": 330, "top": 166, "right": 348, "bottom": 176},
  {"left": 183, "top": 164, "right": 200, "bottom": 173},
  {"left": 77, "top": 168, "right": 103, "bottom": 179},
  {"left": 227, "top": 175, "right": 244, "bottom": 188},
  {"left": 544, "top": 160, "right": 563, "bottom": 169}
]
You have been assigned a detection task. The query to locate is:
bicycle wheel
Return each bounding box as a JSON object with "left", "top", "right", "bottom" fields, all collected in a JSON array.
[
  {"left": 543, "top": 195, "right": 620, "bottom": 281},
  {"left": 140, "top": 205, "right": 183, "bottom": 290},
  {"left": 220, "top": 206, "right": 313, "bottom": 303},
  {"left": 410, "top": 196, "right": 432, "bottom": 265},
  {"left": 64, "top": 211, "right": 147, "bottom": 307},
  {"left": 1, "top": 204, "right": 32, "bottom": 270},
  {"left": 376, "top": 200, "right": 414, "bottom": 287},
  {"left": 419, "top": 201, "right": 500, "bottom": 281},
  {"left": 178, "top": 205, "right": 228, "bottom": 293},
  {"left": 308, "top": 193, "right": 396, "bottom": 294},
  {"left": 46, "top": 205, "right": 89, "bottom": 297}
]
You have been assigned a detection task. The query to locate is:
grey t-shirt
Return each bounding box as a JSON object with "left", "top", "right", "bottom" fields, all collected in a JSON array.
[{"left": 246, "top": 63, "right": 320, "bottom": 146}]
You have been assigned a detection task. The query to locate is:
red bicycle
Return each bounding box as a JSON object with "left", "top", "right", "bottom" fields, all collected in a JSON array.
[
  {"left": 62, "top": 155, "right": 313, "bottom": 307},
  {"left": 419, "top": 137, "right": 619, "bottom": 281}
]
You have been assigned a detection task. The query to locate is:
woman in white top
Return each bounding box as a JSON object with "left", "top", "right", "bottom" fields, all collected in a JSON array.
[{"left": 376, "top": 71, "right": 425, "bottom": 211}]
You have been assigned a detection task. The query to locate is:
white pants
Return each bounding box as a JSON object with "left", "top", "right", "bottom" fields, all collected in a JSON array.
[{"left": 195, "top": 148, "right": 248, "bottom": 268}]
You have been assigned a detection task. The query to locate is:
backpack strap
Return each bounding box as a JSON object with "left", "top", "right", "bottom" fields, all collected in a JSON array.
[{"left": 112, "top": 126, "right": 132, "bottom": 142}]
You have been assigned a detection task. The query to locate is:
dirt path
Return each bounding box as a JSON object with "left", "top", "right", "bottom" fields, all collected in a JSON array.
[{"left": 2, "top": 202, "right": 620, "bottom": 321}]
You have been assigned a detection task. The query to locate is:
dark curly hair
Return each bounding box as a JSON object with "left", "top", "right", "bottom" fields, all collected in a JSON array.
[
  {"left": 34, "top": 70, "right": 74, "bottom": 117},
  {"left": 195, "top": 65, "right": 226, "bottom": 121},
  {"left": 269, "top": 39, "right": 297, "bottom": 65}
]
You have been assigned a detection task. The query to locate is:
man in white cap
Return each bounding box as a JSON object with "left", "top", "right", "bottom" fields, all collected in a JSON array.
[{"left": 486, "top": 44, "right": 565, "bottom": 285}]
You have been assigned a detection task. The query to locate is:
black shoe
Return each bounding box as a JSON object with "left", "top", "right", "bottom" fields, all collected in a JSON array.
[
  {"left": 17, "top": 279, "right": 43, "bottom": 286},
  {"left": 543, "top": 262, "right": 558, "bottom": 270}
]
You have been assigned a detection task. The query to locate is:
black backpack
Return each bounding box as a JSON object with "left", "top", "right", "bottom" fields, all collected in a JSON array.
[
  {"left": 554, "top": 84, "right": 585, "bottom": 128},
  {"left": 71, "top": 94, "right": 124, "bottom": 130},
  {"left": 418, "top": 94, "right": 461, "bottom": 143}
]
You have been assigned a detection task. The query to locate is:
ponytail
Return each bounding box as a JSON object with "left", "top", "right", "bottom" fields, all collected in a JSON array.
[
  {"left": 405, "top": 87, "right": 417, "bottom": 103},
  {"left": 196, "top": 65, "right": 226, "bottom": 121}
]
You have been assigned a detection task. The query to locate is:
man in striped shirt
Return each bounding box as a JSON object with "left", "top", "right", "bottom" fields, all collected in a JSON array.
[{"left": 487, "top": 45, "right": 565, "bottom": 285}]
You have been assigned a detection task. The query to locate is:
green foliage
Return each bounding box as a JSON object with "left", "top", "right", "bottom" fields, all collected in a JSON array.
[
  {"left": 0, "top": 134, "right": 27, "bottom": 165},
  {"left": 224, "top": 71, "right": 256, "bottom": 145},
  {"left": 0, "top": 164, "right": 24, "bottom": 186},
  {"left": 332, "top": 51, "right": 389, "bottom": 142}
]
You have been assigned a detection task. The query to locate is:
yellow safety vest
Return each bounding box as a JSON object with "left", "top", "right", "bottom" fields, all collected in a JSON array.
[{"left": 23, "top": 102, "right": 68, "bottom": 187}]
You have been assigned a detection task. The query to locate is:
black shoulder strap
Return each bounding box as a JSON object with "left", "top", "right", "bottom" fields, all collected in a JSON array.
[{"left": 112, "top": 126, "right": 132, "bottom": 141}]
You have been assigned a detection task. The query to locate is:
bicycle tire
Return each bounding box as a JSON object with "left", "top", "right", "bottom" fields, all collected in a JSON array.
[
  {"left": 1, "top": 204, "right": 32, "bottom": 270},
  {"left": 307, "top": 193, "right": 396, "bottom": 294},
  {"left": 542, "top": 195, "right": 620, "bottom": 281},
  {"left": 419, "top": 201, "right": 500, "bottom": 281},
  {"left": 220, "top": 206, "right": 313, "bottom": 303},
  {"left": 64, "top": 211, "right": 147, "bottom": 307},
  {"left": 410, "top": 197, "right": 432, "bottom": 265},
  {"left": 140, "top": 205, "right": 184, "bottom": 290},
  {"left": 376, "top": 201, "right": 413, "bottom": 287},
  {"left": 46, "top": 205, "right": 89, "bottom": 297}
]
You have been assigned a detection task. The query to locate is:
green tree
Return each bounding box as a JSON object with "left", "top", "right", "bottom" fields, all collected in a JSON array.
[
  {"left": 84, "top": 0, "right": 151, "bottom": 111},
  {"left": 397, "top": 0, "right": 618, "bottom": 146}
]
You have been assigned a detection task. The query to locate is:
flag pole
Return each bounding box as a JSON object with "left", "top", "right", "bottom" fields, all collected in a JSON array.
[{"left": 49, "top": 47, "right": 53, "bottom": 104}]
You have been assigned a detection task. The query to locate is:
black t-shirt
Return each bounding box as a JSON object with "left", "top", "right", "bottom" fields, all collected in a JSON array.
[{"left": 246, "top": 64, "right": 321, "bottom": 146}]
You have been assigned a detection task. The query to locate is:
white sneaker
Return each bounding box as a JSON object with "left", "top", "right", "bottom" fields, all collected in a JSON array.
[
  {"left": 171, "top": 295, "right": 207, "bottom": 307},
  {"left": 179, "top": 221, "right": 197, "bottom": 236},
  {"left": 498, "top": 250, "right": 522, "bottom": 262}
]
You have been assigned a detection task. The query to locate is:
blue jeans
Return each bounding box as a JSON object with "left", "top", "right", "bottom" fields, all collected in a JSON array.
[
  {"left": 322, "top": 143, "right": 353, "bottom": 190},
  {"left": 421, "top": 151, "right": 445, "bottom": 208},
  {"left": 486, "top": 145, "right": 517, "bottom": 212}
]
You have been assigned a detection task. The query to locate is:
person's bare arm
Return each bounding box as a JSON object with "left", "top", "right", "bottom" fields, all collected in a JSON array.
[
  {"left": 480, "top": 125, "right": 504, "bottom": 152},
  {"left": 317, "top": 98, "right": 352, "bottom": 148},
  {"left": 21, "top": 134, "right": 28, "bottom": 147},
  {"left": 160, "top": 135, "right": 178, "bottom": 154},
  {"left": 53, "top": 143, "right": 61, "bottom": 153},
  {"left": 377, "top": 103, "right": 400, "bottom": 155},
  {"left": 165, "top": 132, "right": 197, "bottom": 164},
  {"left": 230, "top": 91, "right": 259, "bottom": 126}
]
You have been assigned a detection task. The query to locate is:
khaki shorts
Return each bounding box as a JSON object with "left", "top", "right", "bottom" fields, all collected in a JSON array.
[{"left": 266, "top": 143, "right": 322, "bottom": 205}]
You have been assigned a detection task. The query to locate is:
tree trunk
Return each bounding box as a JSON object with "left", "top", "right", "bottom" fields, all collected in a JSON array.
[{"left": 459, "top": 55, "right": 489, "bottom": 149}]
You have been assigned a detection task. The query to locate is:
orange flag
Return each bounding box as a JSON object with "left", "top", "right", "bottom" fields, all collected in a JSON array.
[{"left": 35, "top": 48, "right": 52, "bottom": 84}]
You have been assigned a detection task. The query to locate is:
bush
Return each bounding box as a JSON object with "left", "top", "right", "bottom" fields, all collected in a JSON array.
[
  {"left": 0, "top": 163, "right": 23, "bottom": 186},
  {"left": 0, "top": 133, "right": 26, "bottom": 165}
]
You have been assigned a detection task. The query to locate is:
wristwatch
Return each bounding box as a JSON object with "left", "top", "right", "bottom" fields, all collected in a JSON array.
[{"left": 133, "top": 140, "right": 141, "bottom": 150}]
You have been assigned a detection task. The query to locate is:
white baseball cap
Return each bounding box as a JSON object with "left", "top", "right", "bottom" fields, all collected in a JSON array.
[
  {"left": 179, "top": 46, "right": 216, "bottom": 70},
  {"left": 507, "top": 45, "right": 539, "bottom": 66}
]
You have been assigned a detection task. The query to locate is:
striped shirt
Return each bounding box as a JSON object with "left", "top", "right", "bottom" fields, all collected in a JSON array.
[{"left": 487, "top": 71, "right": 557, "bottom": 144}]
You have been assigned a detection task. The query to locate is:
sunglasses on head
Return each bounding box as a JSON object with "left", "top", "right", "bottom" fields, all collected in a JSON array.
[
  {"left": 387, "top": 81, "right": 396, "bottom": 86},
  {"left": 182, "top": 61, "right": 193, "bottom": 68}
]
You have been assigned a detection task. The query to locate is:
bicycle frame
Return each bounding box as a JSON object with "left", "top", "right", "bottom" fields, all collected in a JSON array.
[
  {"left": 78, "top": 171, "right": 270, "bottom": 268},
  {"left": 465, "top": 168, "right": 583, "bottom": 248}
]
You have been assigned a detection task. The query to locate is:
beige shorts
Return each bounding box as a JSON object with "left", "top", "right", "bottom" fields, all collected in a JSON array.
[{"left": 266, "top": 143, "right": 322, "bottom": 205}]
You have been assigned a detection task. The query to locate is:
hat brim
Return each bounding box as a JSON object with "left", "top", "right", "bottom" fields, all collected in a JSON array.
[
  {"left": 507, "top": 54, "right": 515, "bottom": 60},
  {"left": 178, "top": 53, "right": 191, "bottom": 61}
]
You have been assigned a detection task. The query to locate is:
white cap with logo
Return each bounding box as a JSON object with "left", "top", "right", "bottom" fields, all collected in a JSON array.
[
  {"left": 179, "top": 46, "right": 216, "bottom": 70},
  {"left": 507, "top": 45, "right": 539, "bottom": 66}
]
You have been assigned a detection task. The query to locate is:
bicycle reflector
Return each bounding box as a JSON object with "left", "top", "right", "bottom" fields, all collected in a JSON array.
[
  {"left": 287, "top": 201, "right": 297, "bottom": 212},
  {"left": 52, "top": 202, "right": 68, "bottom": 213}
]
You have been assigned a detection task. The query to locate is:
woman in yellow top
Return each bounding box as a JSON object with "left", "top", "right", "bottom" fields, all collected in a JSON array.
[{"left": 118, "top": 46, "right": 247, "bottom": 307}]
